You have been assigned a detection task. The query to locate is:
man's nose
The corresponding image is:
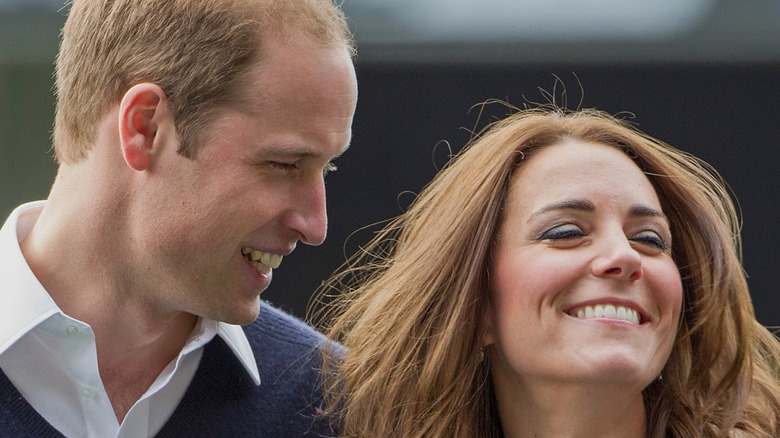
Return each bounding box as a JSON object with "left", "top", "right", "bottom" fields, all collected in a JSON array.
[{"left": 283, "top": 176, "right": 328, "bottom": 246}]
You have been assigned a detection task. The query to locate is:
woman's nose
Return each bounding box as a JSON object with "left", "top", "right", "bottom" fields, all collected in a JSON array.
[{"left": 591, "top": 233, "right": 643, "bottom": 281}]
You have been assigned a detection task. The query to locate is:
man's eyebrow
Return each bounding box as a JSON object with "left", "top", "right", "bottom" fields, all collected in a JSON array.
[
  {"left": 258, "top": 145, "right": 317, "bottom": 159},
  {"left": 527, "top": 199, "right": 595, "bottom": 223},
  {"left": 251, "top": 142, "right": 351, "bottom": 162}
]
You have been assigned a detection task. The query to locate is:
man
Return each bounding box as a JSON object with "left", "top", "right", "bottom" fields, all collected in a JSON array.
[{"left": 0, "top": 0, "right": 357, "bottom": 436}]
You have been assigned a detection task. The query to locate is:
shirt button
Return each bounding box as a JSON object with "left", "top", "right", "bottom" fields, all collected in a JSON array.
[
  {"left": 81, "top": 387, "right": 95, "bottom": 399},
  {"left": 65, "top": 325, "right": 80, "bottom": 336}
]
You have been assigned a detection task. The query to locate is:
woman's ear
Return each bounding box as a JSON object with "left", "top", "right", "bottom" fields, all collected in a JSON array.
[
  {"left": 483, "top": 299, "right": 495, "bottom": 347},
  {"left": 118, "top": 83, "right": 170, "bottom": 171}
]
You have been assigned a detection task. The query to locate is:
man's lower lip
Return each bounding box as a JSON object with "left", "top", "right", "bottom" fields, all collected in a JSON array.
[
  {"left": 253, "top": 273, "right": 272, "bottom": 295},
  {"left": 243, "top": 256, "right": 272, "bottom": 290}
]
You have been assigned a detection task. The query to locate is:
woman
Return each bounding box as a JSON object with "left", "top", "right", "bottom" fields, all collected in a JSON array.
[{"left": 318, "top": 106, "right": 780, "bottom": 437}]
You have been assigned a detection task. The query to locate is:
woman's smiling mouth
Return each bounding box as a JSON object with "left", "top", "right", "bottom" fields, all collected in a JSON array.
[{"left": 567, "top": 304, "right": 643, "bottom": 324}]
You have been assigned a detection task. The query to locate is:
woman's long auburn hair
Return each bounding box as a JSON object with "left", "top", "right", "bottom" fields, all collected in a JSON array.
[{"left": 315, "top": 106, "right": 780, "bottom": 437}]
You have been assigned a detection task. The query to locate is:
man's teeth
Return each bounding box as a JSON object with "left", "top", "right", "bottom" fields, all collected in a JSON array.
[
  {"left": 241, "top": 247, "right": 283, "bottom": 274},
  {"left": 571, "top": 304, "right": 640, "bottom": 324}
]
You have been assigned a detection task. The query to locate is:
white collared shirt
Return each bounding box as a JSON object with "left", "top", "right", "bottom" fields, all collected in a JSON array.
[{"left": 0, "top": 201, "right": 261, "bottom": 438}]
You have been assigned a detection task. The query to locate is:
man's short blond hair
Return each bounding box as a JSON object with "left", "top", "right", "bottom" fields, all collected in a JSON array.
[{"left": 53, "top": 0, "right": 354, "bottom": 163}]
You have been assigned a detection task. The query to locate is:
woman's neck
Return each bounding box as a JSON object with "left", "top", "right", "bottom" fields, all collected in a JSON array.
[{"left": 494, "top": 378, "right": 648, "bottom": 438}]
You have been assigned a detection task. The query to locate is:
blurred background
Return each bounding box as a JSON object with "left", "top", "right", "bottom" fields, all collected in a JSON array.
[{"left": 1, "top": 0, "right": 778, "bottom": 327}]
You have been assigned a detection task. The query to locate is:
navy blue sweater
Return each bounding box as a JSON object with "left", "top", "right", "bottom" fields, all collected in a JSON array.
[{"left": 0, "top": 303, "right": 338, "bottom": 437}]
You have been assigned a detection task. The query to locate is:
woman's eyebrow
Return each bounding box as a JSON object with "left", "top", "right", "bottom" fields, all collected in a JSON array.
[
  {"left": 628, "top": 205, "right": 670, "bottom": 226},
  {"left": 526, "top": 200, "right": 669, "bottom": 226},
  {"left": 526, "top": 199, "right": 595, "bottom": 223}
]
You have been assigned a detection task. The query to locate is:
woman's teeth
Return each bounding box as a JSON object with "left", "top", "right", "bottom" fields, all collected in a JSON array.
[
  {"left": 241, "top": 247, "right": 283, "bottom": 275},
  {"left": 570, "top": 304, "right": 641, "bottom": 324}
]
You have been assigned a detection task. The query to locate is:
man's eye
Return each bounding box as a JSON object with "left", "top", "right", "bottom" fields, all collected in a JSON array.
[
  {"left": 538, "top": 224, "right": 585, "bottom": 241},
  {"left": 268, "top": 162, "right": 298, "bottom": 171}
]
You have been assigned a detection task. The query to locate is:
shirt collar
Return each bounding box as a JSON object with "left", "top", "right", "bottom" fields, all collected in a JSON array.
[
  {"left": 0, "top": 201, "right": 261, "bottom": 385},
  {"left": 217, "top": 321, "right": 261, "bottom": 385},
  {"left": 0, "top": 201, "right": 59, "bottom": 353},
  {"left": 185, "top": 317, "right": 261, "bottom": 385}
]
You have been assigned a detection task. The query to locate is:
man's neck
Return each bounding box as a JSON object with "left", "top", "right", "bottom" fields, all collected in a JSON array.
[
  {"left": 93, "top": 310, "right": 197, "bottom": 422},
  {"left": 20, "top": 181, "right": 198, "bottom": 423}
]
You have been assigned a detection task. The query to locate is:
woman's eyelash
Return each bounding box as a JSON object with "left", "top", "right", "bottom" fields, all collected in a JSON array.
[
  {"left": 537, "top": 224, "right": 670, "bottom": 251},
  {"left": 538, "top": 224, "right": 585, "bottom": 240},
  {"left": 632, "top": 231, "right": 669, "bottom": 250}
]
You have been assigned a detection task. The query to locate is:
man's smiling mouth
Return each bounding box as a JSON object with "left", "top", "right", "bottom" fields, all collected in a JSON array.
[{"left": 241, "top": 247, "right": 283, "bottom": 275}]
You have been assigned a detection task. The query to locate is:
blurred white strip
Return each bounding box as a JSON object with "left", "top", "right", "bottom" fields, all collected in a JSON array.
[{"left": 344, "top": 0, "right": 714, "bottom": 43}]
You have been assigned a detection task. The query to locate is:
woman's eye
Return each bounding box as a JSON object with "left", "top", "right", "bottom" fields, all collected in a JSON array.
[
  {"left": 631, "top": 230, "right": 669, "bottom": 251},
  {"left": 538, "top": 224, "right": 585, "bottom": 241}
]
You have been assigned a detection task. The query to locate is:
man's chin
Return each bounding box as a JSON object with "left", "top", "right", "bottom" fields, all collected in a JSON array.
[{"left": 226, "top": 300, "right": 262, "bottom": 326}]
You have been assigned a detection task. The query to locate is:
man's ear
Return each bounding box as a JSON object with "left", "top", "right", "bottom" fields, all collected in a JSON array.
[{"left": 118, "top": 83, "right": 170, "bottom": 171}]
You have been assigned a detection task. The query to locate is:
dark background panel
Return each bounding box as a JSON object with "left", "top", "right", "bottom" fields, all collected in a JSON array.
[{"left": 264, "top": 63, "right": 780, "bottom": 328}]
